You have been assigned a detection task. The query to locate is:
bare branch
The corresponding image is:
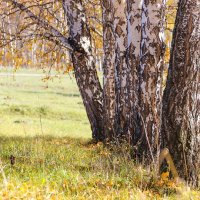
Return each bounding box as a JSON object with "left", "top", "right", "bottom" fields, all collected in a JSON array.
[{"left": 5, "top": 0, "right": 73, "bottom": 51}]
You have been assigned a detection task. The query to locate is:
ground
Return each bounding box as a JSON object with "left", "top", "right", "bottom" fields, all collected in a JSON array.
[{"left": 0, "top": 69, "right": 199, "bottom": 199}]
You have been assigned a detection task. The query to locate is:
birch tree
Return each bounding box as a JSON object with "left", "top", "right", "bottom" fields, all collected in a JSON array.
[
  {"left": 111, "top": 0, "right": 128, "bottom": 140},
  {"left": 126, "top": 0, "right": 142, "bottom": 144},
  {"left": 137, "top": 0, "right": 166, "bottom": 160},
  {"left": 62, "top": 0, "right": 104, "bottom": 141},
  {"left": 162, "top": 0, "right": 200, "bottom": 186},
  {"left": 102, "top": 0, "right": 116, "bottom": 140}
]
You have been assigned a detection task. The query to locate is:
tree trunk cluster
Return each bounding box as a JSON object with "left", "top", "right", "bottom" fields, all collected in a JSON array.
[
  {"left": 64, "top": 0, "right": 165, "bottom": 151},
  {"left": 63, "top": 0, "right": 199, "bottom": 186}
]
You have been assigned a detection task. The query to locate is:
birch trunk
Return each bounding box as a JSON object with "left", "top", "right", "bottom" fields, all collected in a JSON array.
[
  {"left": 7, "top": 2, "right": 15, "bottom": 67},
  {"left": 138, "top": 0, "right": 166, "bottom": 160},
  {"left": 127, "top": 0, "right": 142, "bottom": 144},
  {"left": 162, "top": 0, "right": 200, "bottom": 186},
  {"left": 102, "top": 0, "right": 116, "bottom": 141},
  {"left": 112, "top": 0, "right": 128, "bottom": 140},
  {"left": 63, "top": 0, "right": 104, "bottom": 141}
]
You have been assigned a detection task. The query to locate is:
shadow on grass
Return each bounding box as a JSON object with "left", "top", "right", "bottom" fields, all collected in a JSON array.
[{"left": 0, "top": 135, "right": 92, "bottom": 146}]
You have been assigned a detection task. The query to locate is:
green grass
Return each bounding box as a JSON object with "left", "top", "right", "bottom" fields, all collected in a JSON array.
[
  {"left": 0, "top": 69, "right": 91, "bottom": 138},
  {"left": 0, "top": 69, "right": 199, "bottom": 199}
]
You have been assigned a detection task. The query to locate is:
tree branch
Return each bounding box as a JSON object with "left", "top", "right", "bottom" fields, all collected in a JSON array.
[{"left": 5, "top": 0, "right": 73, "bottom": 51}]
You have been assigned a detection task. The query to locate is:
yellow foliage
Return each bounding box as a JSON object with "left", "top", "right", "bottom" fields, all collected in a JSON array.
[{"left": 161, "top": 171, "right": 170, "bottom": 181}]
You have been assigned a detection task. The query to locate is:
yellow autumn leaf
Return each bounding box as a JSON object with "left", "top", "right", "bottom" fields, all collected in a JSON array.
[{"left": 161, "top": 171, "right": 170, "bottom": 181}]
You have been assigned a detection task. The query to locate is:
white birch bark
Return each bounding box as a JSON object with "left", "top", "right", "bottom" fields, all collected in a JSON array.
[
  {"left": 63, "top": 0, "right": 104, "bottom": 141},
  {"left": 127, "top": 0, "right": 142, "bottom": 143},
  {"left": 111, "top": 0, "right": 128, "bottom": 139},
  {"left": 102, "top": 0, "right": 116, "bottom": 140},
  {"left": 7, "top": 2, "right": 15, "bottom": 67},
  {"left": 138, "top": 0, "right": 166, "bottom": 160}
]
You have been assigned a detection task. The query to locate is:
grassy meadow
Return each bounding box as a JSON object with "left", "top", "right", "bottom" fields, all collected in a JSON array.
[
  {"left": 0, "top": 69, "right": 199, "bottom": 199},
  {"left": 0, "top": 69, "right": 91, "bottom": 138}
]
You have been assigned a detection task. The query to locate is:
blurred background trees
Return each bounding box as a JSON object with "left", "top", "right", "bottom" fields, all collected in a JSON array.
[{"left": 0, "top": 0, "right": 177, "bottom": 72}]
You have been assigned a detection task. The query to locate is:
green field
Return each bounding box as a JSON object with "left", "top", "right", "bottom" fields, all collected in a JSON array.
[
  {"left": 0, "top": 69, "right": 91, "bottom": 138},
  {"left": 0, "top": 69, "right": 199, "bottom": 199}
]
